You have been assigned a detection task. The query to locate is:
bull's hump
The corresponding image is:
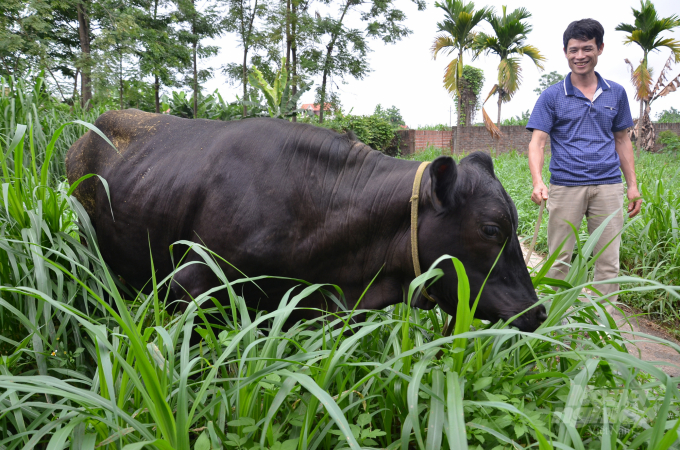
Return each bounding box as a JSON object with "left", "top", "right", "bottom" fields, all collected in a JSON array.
[{"left": 96, "top": 109, "right": 165, "bottom": 156}]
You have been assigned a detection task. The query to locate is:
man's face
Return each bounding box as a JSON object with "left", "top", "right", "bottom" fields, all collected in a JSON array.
[{"left": 563, "top": 37, "right": 604, "bottom": 75}]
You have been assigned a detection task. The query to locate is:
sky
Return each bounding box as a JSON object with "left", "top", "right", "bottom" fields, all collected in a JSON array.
[{"left": 203, "top": 0, "right": 680, "bottom": 127}]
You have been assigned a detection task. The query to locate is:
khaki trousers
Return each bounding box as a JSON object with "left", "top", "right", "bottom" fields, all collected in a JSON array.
[{"left": 546, "top": 183, "right": 624, "bottom": 300}]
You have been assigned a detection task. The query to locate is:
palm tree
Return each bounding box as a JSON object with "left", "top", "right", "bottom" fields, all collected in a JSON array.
[
  {"left": 431, "top": 0, "right": 490, "bottom": 154},
  {"left": 473, "top": 6, "right": 545, "bottom": 134},
  {"left": 616, "top": 0, "right": 680, "bottom": 154},
  {"left": 625, "top": 53, "right": 680, "bottom": 153}
]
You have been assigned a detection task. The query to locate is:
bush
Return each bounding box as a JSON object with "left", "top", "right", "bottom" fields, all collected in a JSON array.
[
  {"left": 658, "top": 130, "right": 680, "bottom": 152},
  {"left": 416, "top": 124, "right": 450, "bottom": 131},
  {"left": 501, "top": 109, "right": 531, "bottom": 126},
  {"left": 656, "top": 107, "right": 680, "bottom": 123},
  {"left": 318, "top": 113, "right": 395, "bottom": 153}
]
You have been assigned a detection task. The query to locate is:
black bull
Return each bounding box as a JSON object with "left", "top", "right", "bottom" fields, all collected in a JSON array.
[{"left": 66, "top": 110, "right": 547, "bottom": 331}]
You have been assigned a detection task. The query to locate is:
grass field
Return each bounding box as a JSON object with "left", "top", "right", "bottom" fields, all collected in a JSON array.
[
  {"left": 404, "top": 145, "right": 680, "bottom": 326},
  {"left": 2, "top": 78, "right": 680, "bottom": 449}
]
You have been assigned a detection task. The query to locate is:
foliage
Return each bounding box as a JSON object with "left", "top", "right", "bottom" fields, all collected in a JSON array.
[
  {"left": 453, "top": 65, "right": 484, "bottom": 125},
  {"left": 473, "top": 5, "right": 545, "bottom": 136},
  {"left": 658, "top": 130, "right": 680, "bottom": 152},
  {"left": 318, "top": 113, "right": 395, "bottom": 153},
  {"left": 309, "top": 0, "right": 424, "bottom": 123},
  {"left": 0, "top": 0, "right": 51, "bottom": 78},
  {"left": 417, "top": 124, "right": 450, "bottom": 131},
  {"left": 657, "top": 107, "right": 680, "bottom": 123},
  {"left": 501, "top": 109, "right": 531, "bottom": 126},
  {"left": 248, "top": 57, "right": 311, "bottom": 119},
  {"left": 160, "top": 89, "right": 244, "bottom": 120},
  {"left": 534, "top": 71, "right": 565, "bottom": 96},
  {"left": 2, "top": 85, "right": 680, "bottom": 448},
  {"left": 492, "top": 150, "right": 680, "bottom": 324},
  {"left": 432, "top": 0, "right": 490, "bottom": 154},
  {"left": 617, "top": 0, "right": 680, "bottom": 153},
  {"left": 373, "top": 104, "right": 405, "bottom": 128},
  {"left": 221, "top": 0, "right": 271, "bottom": 117}
]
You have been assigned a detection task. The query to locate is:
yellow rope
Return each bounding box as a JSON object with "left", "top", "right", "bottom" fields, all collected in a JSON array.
[{"left": 411, "top": 161, "right": 436, "bottom": 303}]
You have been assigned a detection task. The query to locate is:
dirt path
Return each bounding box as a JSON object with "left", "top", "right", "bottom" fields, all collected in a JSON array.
[{"left": 522, "top": 243, "right": 680, "bottom": 377}]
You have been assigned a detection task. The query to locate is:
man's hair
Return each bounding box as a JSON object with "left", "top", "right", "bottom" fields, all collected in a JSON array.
[{"left": 563, "top": 19, "right": 604, "bottom": 49}]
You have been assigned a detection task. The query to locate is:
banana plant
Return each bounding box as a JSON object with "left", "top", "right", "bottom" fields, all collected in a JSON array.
[{"left": 248, "top": 57, "right": 311, "bottom": 119}]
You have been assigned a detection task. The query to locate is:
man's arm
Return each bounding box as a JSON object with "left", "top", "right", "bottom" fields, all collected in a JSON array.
[
  {"left": 528, "top": 129, "right": 549, "bottom": 205},
  {"left": 614, "top": 130, "right": 642, "bottom": 218}
]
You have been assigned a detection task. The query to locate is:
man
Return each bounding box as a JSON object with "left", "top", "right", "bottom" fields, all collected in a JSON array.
[{"left": 526, "top": 19, "right": 642, "bottom": 310}]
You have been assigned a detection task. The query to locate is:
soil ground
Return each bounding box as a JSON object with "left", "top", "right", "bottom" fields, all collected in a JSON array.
[{"left": 522, "top": 242, "right": 680, "bottom": 377}]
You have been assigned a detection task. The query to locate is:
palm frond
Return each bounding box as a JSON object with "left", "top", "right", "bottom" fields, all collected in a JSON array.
[
  {"left": 431, "top": 35, "right": 456, "bottom": 59},
  {"left": 482, "top": 107, "right": 502, "bottom": 139},
  {"left": 654, "top": 71, "right": 680, "bottom": 99},
  {"left": 650, "top": 53, "right": 675, "bottom": 98},
  {"left": 481, "top": 84, "right": 502, "bottom": 139},
  {"left": 615, "top": 23, "right": 636, "bottom": 34},
  {"left": 443, "top": 57, "right": 460, "bottom": 95},
  {"left": 625, "top": 58, "right": 653, "bottom": 101},
  {"left": 498, "top": 57, "right": 522, "bottom": 100},
  {"left": 518, "top": 45, "right": 546, "bottom": 71},
  {"left": 652, "top": 38, "right": 680, "bottom": 63}
]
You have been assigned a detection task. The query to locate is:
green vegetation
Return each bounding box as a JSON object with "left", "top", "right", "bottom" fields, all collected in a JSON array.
[
  {"left": 310, "top": 112, "right": 396, "bottom": 153},
  {"left": 657, "top": 107, "right": 680, "bottom": 123},
  {"left": 453, "top": 65, "right": 485, "bottom": 126},
  {"left": 431, "top": 0, "right": 490, "bottom": 152},
  {"left": 534, "top": 72, "right": 566, "bottom": 96},
  {"left": 416, "top": 124, "right": 451, "bottom": 131},
  {"left": 3, "top": 60, "right": 680, "bottom": 450},
  {"left": 490, "top": 151, "right": 680, "bottom": 325},
  {"left": 473, "top": 6, "right": 545, "bottom": 127},
  {"left": 658, "top": 130, "right": 680, "bottom": 151},
  {"left": 616, "top": 0, "right": 680, "bottom": 154},
  {"left": 500, "top": 109, "right": 531, "bottom": 126}
]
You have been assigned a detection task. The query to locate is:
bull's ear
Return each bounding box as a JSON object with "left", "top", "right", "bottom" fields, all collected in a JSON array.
[{"left": 429, "top": 156, "right": 457, "bottom": 209}]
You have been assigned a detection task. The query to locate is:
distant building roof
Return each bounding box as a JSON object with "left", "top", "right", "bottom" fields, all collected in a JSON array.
[{"left": 300, "top": 103, "right": 332, "bottom": 112}]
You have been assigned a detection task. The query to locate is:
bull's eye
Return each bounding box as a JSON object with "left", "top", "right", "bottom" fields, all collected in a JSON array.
[{"left": 482, "top": 225, "right": 500, "bottom": 237}]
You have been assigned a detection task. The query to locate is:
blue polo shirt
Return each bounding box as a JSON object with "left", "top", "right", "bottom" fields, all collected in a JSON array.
[{"left": 526, "top": 72, "right": 634, "bottom": 186}]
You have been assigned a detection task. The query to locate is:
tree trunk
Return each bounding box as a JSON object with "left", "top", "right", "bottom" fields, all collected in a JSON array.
[
  {"left": 154, "top": 73, "right": 160, "bottom": 113},
  {"left": 319, "top": 0, "right": 351, "bottom": 124},
  {"left": 285, "top": 0, "right": 291, "bottom": 72},
  {"left": 319, "top": 69, "right": 328, "bottom": 123},
  {"left": 76, "top": 1, "right": 92, "bottom": 109},
  {"left": 72, "top": 68, "right": 79, "bottom": 101},
  {"left": 192, "top": 0, "right": 198, "bottom": 118},
  {"left": 240, "top": 0, "right": 259, "bottom": 118},
  {"left": 119, "top": 50, "right": 124, "bottom": 110},
  {"left": 154, "top": 0, "right": 160, "bottom": 114},
  {"left": 193, "top": 39, "right": 198, "bottom": 118},
  {"left": 453, "top": 96, "right": 460, "bottom": 154},
  {"left": 291, "top": 0, "right": 298, "bottom": 122},
  {"left": 496, "top": 95, "right": 502, "bottom": 128},
  {"left": 242, "top": 47, "right": 248, "bottom": 117}
]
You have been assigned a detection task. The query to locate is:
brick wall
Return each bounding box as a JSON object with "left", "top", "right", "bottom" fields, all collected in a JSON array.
[{"left": 394, "top": 122, "right": 680, "bottom": 155}]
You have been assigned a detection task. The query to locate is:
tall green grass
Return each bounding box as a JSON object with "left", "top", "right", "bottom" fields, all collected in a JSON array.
[
  {"left": 490, "top": 150, "right": 680, "bottom": 324},
  {"left": 1, "top": 83, "right": 680, "bottom": 448}
]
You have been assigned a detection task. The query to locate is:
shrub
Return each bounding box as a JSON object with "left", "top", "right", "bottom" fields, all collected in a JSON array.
[
  {"left": 501, "top": 109, "right": 531, "bottom": 126},
  {"left": 656, "top": 107, "right": 680, "bottom": 123},
  {"left": 658, "top": 130, "right": 680, "bottom": 152},
  {"left": 416, "top": 124, "right": 450, "bottom": 131},
  {"left": 318, "top": 113, "right": 395, "bottom": 153}
]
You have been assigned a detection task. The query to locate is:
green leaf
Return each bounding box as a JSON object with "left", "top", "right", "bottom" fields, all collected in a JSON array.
[{"left": 195, "top": 431, "right": 211, "bottom": 450}]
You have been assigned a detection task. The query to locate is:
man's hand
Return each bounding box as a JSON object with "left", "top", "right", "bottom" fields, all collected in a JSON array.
[
  {"left": 531, "top": 182, "right": 549, "bottom": 205},
  {"left": 627, "top": 186, "right": 642, "bottom": 218}
]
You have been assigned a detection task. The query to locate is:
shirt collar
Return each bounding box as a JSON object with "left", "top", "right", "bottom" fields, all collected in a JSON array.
[{"left": 563, "top": 72, "right": 610, "bottom": 96}]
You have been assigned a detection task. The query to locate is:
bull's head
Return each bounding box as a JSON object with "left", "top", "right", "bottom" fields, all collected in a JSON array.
[{"left": 413, "top": 152, "right": 547, "bottom": 332}]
